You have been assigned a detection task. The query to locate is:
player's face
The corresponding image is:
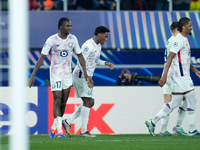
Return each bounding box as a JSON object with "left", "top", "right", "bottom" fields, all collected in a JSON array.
[
  {"left": 184, "top": 21, "right": 193, "bottom": 35},
  {"left": 98, "top": 32, "right": 109, "bottom": 45},
  {"left": 60, "top": 21, "right": 72, "bottom": 35}
]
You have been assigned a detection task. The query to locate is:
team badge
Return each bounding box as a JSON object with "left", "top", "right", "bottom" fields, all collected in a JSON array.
[
  {"left": 173, "top": 42, "right": 178, "bottom": 47},
  {"left": 84, "top": 46, "right": 89, "bottom": 52},
  {"left": 52, "top": 84, "right": 56, "bottom": 89},
  {"left": 68, "top": 43, "right": 73, "bottom": 48}
]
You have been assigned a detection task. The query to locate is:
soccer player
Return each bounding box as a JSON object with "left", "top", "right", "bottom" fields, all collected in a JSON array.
[
  {"left": 29, "top": 17, "right": 93, "bottom": 138},
  {"left": 159, "top": 21, "right": 187, "bottom": 136},
  {"left": 145, "top": 17, "right": 200, "bottom": 136},
  {"left": 62, "top": 26, "right": 114, "bottom": 137}
]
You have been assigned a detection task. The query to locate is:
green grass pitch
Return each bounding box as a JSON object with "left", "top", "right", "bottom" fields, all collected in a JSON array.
[{"left": 1, "top": 134, "right": 200, "bottom": 150}]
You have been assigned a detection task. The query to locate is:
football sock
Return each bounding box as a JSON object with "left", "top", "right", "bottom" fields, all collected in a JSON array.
[
  {"left": 160, "top": 114, "right": 169, "bottom": 133},
  {"left": 184, "top": 91, "right": 197, "bottom": 132},
  {"left": 176, "top": 100, "right": 187, "bottom": 127},
  {"left": 51, "top": 119, "right": 57, "bottom": 130},
  {"left": 56, "top": 116, "right": 63, "bottom": 134},
  {"left": 152, "top": 103, "right": 171, "bottom": 124},
  {"left": 188, "top": 113, "right": 196, "bottom": 132},
  {"left": 58, "top": 132, "right": 64, "bottom": 135},
  {"left": 51, "top": 128, "right": 56, "bottom": 133},
  {"left": 152, "top": 94, "right": 182, "bottom": 125},
  {"left": 67, "top": 104, "right": 83, "bottom": 125},
  {"left": 81, "top": 106, "right": 90, "bottom": 134}
]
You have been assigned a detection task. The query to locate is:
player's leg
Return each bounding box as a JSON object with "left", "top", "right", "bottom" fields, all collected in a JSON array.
[
  {"left": 172, "top": 97, "right": 188, "bottom": 136},
  {"left": 49, "top": 78, "right": 66, "bottom": 138},
  {"left": 159, "top": 94, "right": 172, "bottom": 136},
  {"left": 184, "top": 90, "right": 200, "bottom": 136},
  {"left": 62, "top": 75, "right": 88, "bottom": 136},
  {"left": 80, "top": 97, "right": 96, "bottom": 137},
  {"left": 62, "top": 104, "right": 83, "bottom": 136},
  {"left": 60, "top": 87, "right": 71, "bottom": 116},
  {"left": 63, "top": 76, "right": 83, "bottom": 125},
  {"left": 145, "top": 94, "right": 183, "bottom": 136},
  {"left": 52, "top": 91, "right": 66, "bottom": 138},
  {"left": 176, "top": 97, "right": 187, "bottom": 126},
  {"left": 58, "top": 78, "right": 72, "bottom": 137}
]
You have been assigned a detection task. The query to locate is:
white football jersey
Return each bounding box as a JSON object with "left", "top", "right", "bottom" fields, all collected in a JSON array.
[
  {"left": 169, "top": 33, "right": 191, "bottom": 77},
  {"left": 41, "top": 33, "right": 81, "bottom": 78},
  {"left": 73, "top": 38, "right": 106, "bottom": 77},
  {"left": 163, "top": 35, "right": 175, "bottom": 77}
]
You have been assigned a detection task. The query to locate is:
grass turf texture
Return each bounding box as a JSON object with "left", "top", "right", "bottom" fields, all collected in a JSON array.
[{"left": 1, "top": 134, "right": 200, "bottom": 150}]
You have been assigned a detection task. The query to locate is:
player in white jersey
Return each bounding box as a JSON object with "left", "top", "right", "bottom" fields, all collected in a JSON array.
[
  {"left": 29, "top": 17, "right": 93, "bottom": 138},
  {"left": 62, "top": 26, "right": 114, "bottom": 137},
  {"left": 159, "top": 22, "right": 188, "bottom": 136},
  {"left": 145, "top": 17, "right": 200, "bottom": 136}
]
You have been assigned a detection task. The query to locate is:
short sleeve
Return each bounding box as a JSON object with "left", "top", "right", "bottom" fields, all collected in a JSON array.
[
  {"left": 73, "top": 36, "right": 82, "bottom": 54},
  {"left": 170, "top": 38, "right": 183, "bottom": 54},
  {"left": 41, "top": 37, "right": 52, "bottom": 55}
]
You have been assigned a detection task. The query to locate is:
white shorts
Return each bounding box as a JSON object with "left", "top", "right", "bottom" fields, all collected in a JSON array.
[
  {"left": 162, "top": 78, "right": 173, "bottom": 94},
  {"left": 73, "top": 76, "right": 94, "bottom": 98},
  {"left": 50, "top": 77, "right": 72, "bottom": 92},
  {"left": 171, "top": 76, "right": 194, "bottom": 93}
]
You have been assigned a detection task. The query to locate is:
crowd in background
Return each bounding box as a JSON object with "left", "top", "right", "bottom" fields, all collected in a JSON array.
[
  {"left": 28, "top": 0, "right": 200, "bottom": 11},
  {"left": 1, "top": 0, "right": 200, "bottom": 11}
]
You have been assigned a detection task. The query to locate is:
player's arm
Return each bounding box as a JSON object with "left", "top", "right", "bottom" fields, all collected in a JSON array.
[
  {"left": 105, "top": 61, "right": 114, "bottom": 70},
  {"left": 190, "top": 63, "right": 200, "bottom": 78},
  {"left": 97, "top": 59, "right": 114, "bottom": 70},
  {"left": 158, "top": 51, "right": 176, "bottom": 87},
  {"left": 29, "top": 54, "right": 46, "bottom": 88},
  {"left": 77, "top": 53, "right": 93, "bottom": 88}
]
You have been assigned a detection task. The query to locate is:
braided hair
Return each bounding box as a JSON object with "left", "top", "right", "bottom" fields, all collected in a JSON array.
[{"left": 178, "top": 17, "right": 191, "bottom": 32}]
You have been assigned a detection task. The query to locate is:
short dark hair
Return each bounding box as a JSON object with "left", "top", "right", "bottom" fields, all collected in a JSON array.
[
  {"left": 94, "top": 26, "right": 110, "bottom": 35},
  {"left": 170, "top": 21, "right": 179, "bottom": 32},
  {"left": 178, "top": 17, "right": 190, "bottom": 32},
  {"left": 121, "top": 69, "right": 131, "bottom": 76},
  {"left": 58, "top": 17, "right": 71, "bottom": 29}
]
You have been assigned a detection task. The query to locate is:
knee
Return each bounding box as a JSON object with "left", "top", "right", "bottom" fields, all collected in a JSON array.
[
  {"left": 90, "top": 99, "right": 94, "bottom": 108},
  {"left": 83, "top": 98, "right": 94, "bottom": 108}
]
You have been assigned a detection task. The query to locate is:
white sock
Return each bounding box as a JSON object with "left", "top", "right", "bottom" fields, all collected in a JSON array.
[
  {"left": 56, "top": 116, "right": 63, "bottom": 134},
  {"left": 152, "top": 104, "right": 170, "bottom": 124},
  {"left": 187, "top": 112, "right": 196, "bottom": 132},
  {"left": 51, "top": 118, "right": 57, "bottom": 130},
  {"left": 176, "top": 100, "right": 187, "bottom": 127},
  {"left": 160, "top": 115, "right": 169, "bottom": 133},
  {"left": 67, "top": 104, "right": 83, "bottom": 125},
  {"left": 81, "top": 106, "right": 90, "bottom": 134}
]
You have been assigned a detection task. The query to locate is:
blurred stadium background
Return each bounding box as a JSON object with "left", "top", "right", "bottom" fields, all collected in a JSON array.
[{"left": 1, "top": 10, "right": 200, "bottom": 86}]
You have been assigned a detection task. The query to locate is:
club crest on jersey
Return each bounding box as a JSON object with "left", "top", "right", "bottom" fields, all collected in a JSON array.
[
  {"left": 173, "top": 42, "right": 178, "bottom": 47},
  {"left": 84, "top": 46, "right": 89, "bottom": 52},
  {"left": 68, "top": 43, "right": 73, "bottom": 48},
  {"left": 60, "top": 50, "right": 68, "bottom": 57},
  {"left": 52, "top": 84, "right": 56, "bottom": 89}
]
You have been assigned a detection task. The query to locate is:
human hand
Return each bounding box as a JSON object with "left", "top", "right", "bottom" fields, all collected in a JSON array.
[
  {"left": 29, "top": 76, "right": 35, "bottom": 88},
  {"left": 158, "top": 76, "right": 166, "bottom": 87},
  {"left": 105, "top": 62, "right": 114, "bottom": 70},
  {"left": 86, "top": 76, "right": 94, "bottom": 88}
]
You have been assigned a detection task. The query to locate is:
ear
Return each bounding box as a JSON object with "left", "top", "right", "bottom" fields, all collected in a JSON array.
[{"left": 182, "top": 25, "right": 186, "bottom": 31}]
